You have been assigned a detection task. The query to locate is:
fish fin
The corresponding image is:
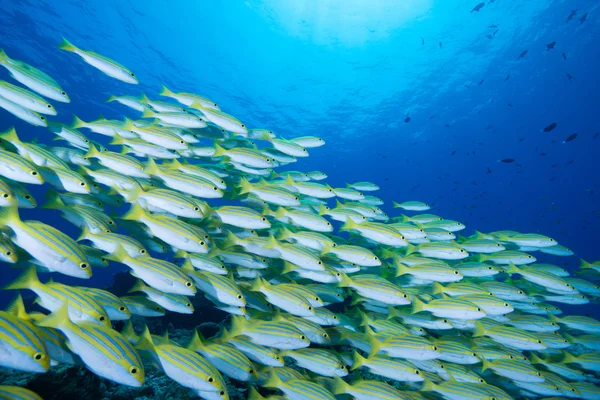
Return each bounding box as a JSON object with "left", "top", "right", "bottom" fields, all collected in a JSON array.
[
  {"left": 529, "top": 353, "right": 544, "bottom": 364},
  {"left": 106, "top": 95, "right": 117, "bottom": 103},
  {"left": 274, "top": 206, "right": 287, "bottom": 219},
  {"left": 365, "top": 328, "right": 381, "bottom": 358},
  {"left": 394, "top": 258, "right": 409, "bottom": 277},
  {"left": 213, "top": 143, "right": 227, "bottom": 157},
  {"left": 480, "top": 357, "right": 491, "bottom": 372},
  {"left": 5, "top": 294, "right": 29, "bottom": 320},
  {"left": 560, "top": 351, "right": 577, "bottom": 364},
  {"left": 337, "top": 272, "right": 352, "bottom": 288},
  {"left": 392, "top": 201, "right": 401, "bottom": 208},
  {"left": 221, "top": 231, "right": 239, "bottom": 249},
  {"left": 263, "top": 234, "right": 279, "bottom": 250},
  {"left": 275, "top": 226, "right": 293, "bottom": 241},
  {"left": 351, "top": 350, "right": 367, "bottom": 371},
  {"left": 411, "top": 297, "right": 426, "bottom": 314},
  {"left": 139, "top": 93, "right": 150, "bottom": 104},
  {"left": 121, "top": 320, "right": 138, "bottom": 342},
  {"left": 58, "top": 37, "right": 79, "bottom": 52},
  {"left": 504, "top": 262, "right": 520, "bottom": 274},
  {"left": 248, "top": 277, "right": 267, "bottom": 292},
  {"left": 247, "top": 386, "right": 266, "bottom": 400},
  {"left": 0, "top": 49, "right": 8, "bottom": 63},
  {"left": 227, "top": 315, "right": 246, "bottom": 339},
  {"left": 106, "top": 245, "right": 131, "bottom": 263},
  {"left": 109, "top": 133, "right": 126, "bottom": 146},
  {"left": 280, "top": 261, "right": 298, "bottom": 275},
  {"left": 76, "top": 225, "right": 91, "bottom": 242},
  {"left": 159, "top": 85, "right": 174, "bottom": 97},
  {"left": 579, "top": 259, "right": 591, "bottom": 269},
  {"left": 143, "top": 157, "right": 159, "bottom": 176}
]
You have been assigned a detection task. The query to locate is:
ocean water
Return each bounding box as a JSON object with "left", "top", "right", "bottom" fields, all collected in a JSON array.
[{"left": 0, "top": 0, "right": 599, "bottom": 399}]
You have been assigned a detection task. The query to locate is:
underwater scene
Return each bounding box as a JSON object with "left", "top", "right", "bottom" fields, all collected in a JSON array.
[{"left": 0, "top": 0, "right": 599, "bottom": 399}]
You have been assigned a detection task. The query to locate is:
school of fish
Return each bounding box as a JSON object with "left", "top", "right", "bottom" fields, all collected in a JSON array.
[{"left": 0, "top": 38, "right": 599, "bottom": 400}]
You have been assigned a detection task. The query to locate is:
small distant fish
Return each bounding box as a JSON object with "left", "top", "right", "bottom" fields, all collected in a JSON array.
[
  {"left": 563, "top": 133, "right": 578, "bottom": 143},
  {"left": 451, "top": 151, "right": 456, "bottom": 155},
  {"left": 487, "top": 167, "right": 492, "bottom": 173},
  {"left": 518, "top": 50, "right": 528, "bottom": 58},
  {"left": 546, "top": 41, "right": 556, "bottom": 51},
  {"left": 439, "top": 42, "right": 443, "bottom": 49},
  {"left": 567, "top": 9, "right": 577, "bottom": 22},
  {"left": 499, "top": 158, "right": 515, "bottom": 163},
  {"left": 404, "top": 115, "right": 411, "bottom": 123},
  {"left": 488, "top": 24, "right": 498, "bottom": 28},
  {"left": 580, "top": 12, "right": 588, "bottom": 24},
  {"left": 519, "top": 138, "right": 524, "bottom": 142},
  {"left": 542, "top": 122, "right": 557, "bottom": 132},
  {"left": 540, "top": 152, "right": 547, "bottom": 156},
  {"left": 594, "top": 133, "right": 600, "bottom": 139},
  {"left": 567, "top": 73, "right": 573, "bottom": 80},
  {"left": 421, "top": 37, "right": 425, "bottom": 45},
  {"left": 471, "top": 2, "right": 485, "bottom": 12},
  {"left": 478, "top": 80, "right": 484, "bottom": 85},
  {"left": 562, "top": 52, "right": 567, "bottom": 60},
  {"left": 508, "top": 103, "right": 513, "bottom": 107},
  {"left": 445, "top": 123, "right": 451, "bottom": 128}
]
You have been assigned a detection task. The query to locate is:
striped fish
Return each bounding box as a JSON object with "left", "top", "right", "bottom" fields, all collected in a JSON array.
[
  {"left": 0, "top": 386, "right": 44, "bottom": 400},
  {"left": 261, "top": 370, "right": 335, "bottom": 400},
  {"left": 0, "top": 148, "right": 44, "bottom": 185},
  {"left": 128, "top": 280, "right": 193, "bottom": 314},
  {"left": 0, "top": 311, "right": 49, "bottom": 373},
  {"left": 226, "top": 315, "right": 310, "bottom": 350},
  {"left": 37, "top": 303, "right": 144, "bottom": 387},
  {"left": 0, "top": 205, "right": 90, "bottom": 278}
]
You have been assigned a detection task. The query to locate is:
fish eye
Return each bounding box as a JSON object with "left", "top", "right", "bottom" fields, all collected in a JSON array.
[
  {"left": 266, "top": 158, "right": 271, "bottom": 162},
  {"left": 403, "top": 294, "right": 408, "bottom": 298},
  {"left": 130, "top": 73, "right": 135, "bottom": 77},
  {"left": 433, "top": 346, "right": 438, "bottom": 351},
  {"left": 473, "top": 352, "right": 477, "bottom": 357},
  {"left": 31, "top": 171, "right": 38, "bottom": 175},
  {"left": 99, "top": 316, "right": 105, "bottom": 321},
  {"left": 2, "top": 194, "right": 8, "bottom": 198},
  {"left": 440, "top": 364, "right": 445, "bottom": 368},
  {"left": 443, "top": 319, "right": 448, "bottom": 323},
  {"left": 155, "top": 306, "right": 161, "bottom": 311},
  {"left": 332, "top": 243, "right": 337, "bottom": 247},
  {"left": 40, "top": 116, "right": 45, "bottom": 120},
  {"left": 509, "top": 355, "right": 514, "bottom": 359},
  {"left": 300, "top": 335, "right": 306, "bottom": 340},
  {"left": 221, "top": 265, "right": 226, "bottom": 269},
  {"left": 323, "top": 333, "right": 328, "bottom": 338},
  {"left": 140, "top": 249, "right": 147, "bottom": 254},
  {"left": 479, "top": 379, "right": 485, "bottom": 383},
  {"left": 476, "top": 308, "right": 482, "bottom": 312},
  {"left": 241, "top": 124, "right": 246, "bottom": 128},
  {"left": 80, "top": 263, "right": 88, "bottom": 269},
  {"left": 101, "top": 258, "right": 107, "bottom": 262},
  {"left": 318, "top": 261, "right": 322, "bottom": 265},
  {"left": 199, "top": 241, "right": 206, "bottom": 246},
  {"left": 185, "top": 282, "right": 192, "bottom": 287},
  {"left": 454, "top": 270, "right": 459, "bottom": 275},
  {"left": 536, "top": 372, "right": 541, "bottom": 377},
  {"left": 333, "top": 315, "right": 338, "bottom": 320},
  {"left": 119, "top": 307, "right": 125, "bottom": 311},
  {"left": 204, "top": 235, "right": 209, "bottom": 239},
  {"left": 415, "top": 370, "right": 420, "bottom": 374},
  {"left": 47, "top": 104, "right": 52, "bottom": 108},
  {"left": 518, "top": 291, "right": 524, "bottom": 294},
  {"left": 308, "top": 306, "right": 312, "bottom": 310},
  {"left": 179, "top": 140, "right": 185, "bottom": 144},
  {"left": 213, "top": 187, "right": 218, "bottom": 191},
  {"left": 186, "top": 303, "right": 191, "bottom": 307},
  {"left": 5, "top": 251, "right": 11, "bottom": 256},
  {"left": 207, "top": 377, "right": 214, "bottom": 383},
  {"left": 373, "top": 256, "right": 378, "bottom": 260},
  {"left": 537, "top": 340, "right": 542, "bottom": 344},
  {"left": 488, "top": 267, "right": 493, "bottom": 270},
  {"left": 79, "top": 182, "right": 86, "bottom": 186},
  {"left": 336, "top": 294, "right": 342, "bottom": 298},
  {"left": 336, "top": 272, "right": 341, "bottom": 277},
  {"left": 262, "top": 258, "right": 266, "bottom": 263},
  {"left": 294, "top": 197, "right": 299, "bottom": 200},
  {"left": 236, "top": 294, "right": 243, "bottom": 300},
  {"left": 460, "top": 249, "right": 465, "bottom": 253},
  {"left": 262, "top": 217, "right": 266, "bottom": 221},
  {"left": 61, "top": 91, "right": 66, "bottom": 95},
  {"left": 25, "top": 195, "right": 31, "bottom": 199},
  {"left": 528, "top": 255, "right": 533, "bottom": 259},
  {"left": 504, "top": 303, "right": 509, "bottom": 307},
  {"left": 33, "top": 353, "right": 44, "bottom": 360}
]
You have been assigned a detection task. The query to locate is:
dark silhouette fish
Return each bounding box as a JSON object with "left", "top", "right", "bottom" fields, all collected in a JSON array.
[
  {"left": 543, "top": 122, "right": 557, "bottom": 132},
  {"left": 562, "top": 52, "right": 567, "bottom": 60},
  {"left": 580, "top": 12, "right": 587, "bottom": 24},
  {"left": 488, "top": 24, "right": 498, "bottom": 28},
  {"left": 567, "top": 9, "right": 577, "bottom": 22},
  {"left": 518, "top": 50, "right": 528, "bottom": 58},
  {"left": 439, "top": 41, "right": 443, "bottom": 49},
  {"left": 421, "top": 37, "right": 425, "bottom": 45},
  {"left": 563, "top": 133, "right": 577, "bottom": 143},
  {"left": 546, "top": 41, "right": 556, "bottom": 51},
  {"left": 404, "top": 116, "right": 411, "bottom": 123},
  {"left": 505, "top": 74, "right": 510, "bottom": 81},
  {"left": 471, "top": 2, "right": 485, "bottom": 12},
  {"left": 567, "top": 73, "right": 573, "bottom": 80},
  {"left": 499, "top": 158, "right": 515, "bottom": 163},
  {"left": 478, "top": 80, "right": 484, "bottom": 85},
  {"left": 487, "top": 167, "right": 492, "bottom": 173}
]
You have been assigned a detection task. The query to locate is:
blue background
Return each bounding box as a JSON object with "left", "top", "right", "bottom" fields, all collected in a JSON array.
[{"left": 0, "top": 0, "right": 598, "bottom": 299}]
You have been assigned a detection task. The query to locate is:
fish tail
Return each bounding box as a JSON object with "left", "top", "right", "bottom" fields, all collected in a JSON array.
[
  {"left": 421, "top": 379, "right": 437, "bottom": 392},
  {"left": 340, "top": 217, "right": 359, "bottom": 232},
  {"left": 213, "top": 143, "right": 227, "bottom": 157},
  {"left": 411, "top": 297, "right": 426, "bottom": 314},
  {"left": 262, "top": 369, "right": 283, "bottom": 389},
  {"left": 237, "top": 177, "right": 253, "bottom": 195},
  {"left": 394, "top": 258, "right": 409, "bottom": 277},
  {"left": 274, "top": 206, "right": 286, "bottom": 219},
  {"left": 221, "top": 231, "right": 239, "bottom": 249},
  {"left": 330, "top": 375, "right": 350, "bottom": 395},
  {"left": 128, "top": 279, "right": 148, "bottom": 294},
  {"left": 41, "top": 189, "right": 65, "bottom": 209},
  {"left": 263, "top": 234, "right": 279, "bottom": 250},
  {"left": 431, "top": 282, "right": 445, "bottom": 295},
  {"left": 121, "top": 203, "right": 147, "bottom": 222},
  {"left": 275, "top": 226, "right": 293, "bottom": 241},
  {"left": 186, "top": 329, "right": 206, "bottom": 352},
  {"left": 392, "top": 201, "right": 401, "bottom": 208},
  {"left": 227, "top": 315, "right": 246, "bottom": 339},
  {"left": 561, "top": 352, "right": 577, "bottom": 364},
  {"left": 58, "top": 37, "right": 78, "bottom": 52},
  {"left": 4, "top": 265, "right": 41, "bottom": 291},
  {"left": 159, "top": 85, "right": 173, "bottom": 97},
  {"left": 405, "top": 243, "right": 417, "bottom": 256},
  {"left": 140, "top": 106, "right": 156, "bottom": 119},
  {"left": 472, "top": 321, "right": 486, "bottom": 337},
  {"left": 143, "top": 157, "right": 159, "bottom": 176},
  {"left": 0, "top": 202, "right": 22, "bottom": 229},
  {"left": 120, "top": 320, "right": 137, "bottom": 342},
  {"left": 504, "top": 262, "right": 520, "bottom": 275},
  {"left": 247, "top": 386, "right": 266, "bottom": 400},
  {"left": 123, "top": 182, "right": 144, "bottom": 202},
  {"left": 0, "top": 49, "right": 8, "bottom": 63},
  {"left": 109, "top": 133, "right": 125, "bottom": 146},
  {"left": 83, "top": 143, "right": 101, "bottom": 159},
  {"left": 0, "top": 127, "right": 22, "bottom": 146},
  {"left": 248, "top": 277, "right": 266, "bottom": 292},
  {"left": 280, "top": 261, "right": 297, "bottom": 275},
  {"left": 75, "top": 225, "right": 91, "bottom": 242},
  {"left": 37, "top": 301, "right": 72, "bottom": 330},
  {"left": 135, "top": 325, "right": 156, "bottom": 353},
  {"left": 480, "top": 357, "right": 491, "bottom": 372},
  {"left": 351, "top": 350, "right": 367, "bottom": 371},
  {"left": 529, "top": 353, "right": 544, "bottom": 364},
  {"left": 337, "top": 272, "right": 352, "bottom": 288},
  {"left": 122, "top": 118, "right": 134, "bottom": 131},
  {"left": 106, "top": 245, "right": 131, "bottom": 263},
  {"left": 71, "top": 115, "right": 86, "bottom": 129},
  {"left": 579, "top": 259, "right": 592, "bottom": 269},
  {"left": 180, "top": 258, "right": 194, "bottom": 273},
  {"left": 173, "top": 249, "right": 189, "bottom": 259},
  {"left": 106, "top": 95, "right": 117, "bottom": 103}
]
